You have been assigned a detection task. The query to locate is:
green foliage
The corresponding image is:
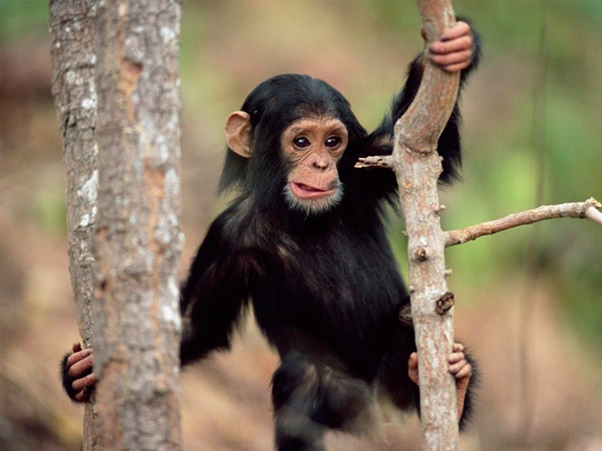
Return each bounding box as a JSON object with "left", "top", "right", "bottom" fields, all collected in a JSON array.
[
  {"left": 0, "top": 0, "right": 48, "bottom": 43},
  {"left": 30, "top": 186, "right": 68, "bottom": 235}
]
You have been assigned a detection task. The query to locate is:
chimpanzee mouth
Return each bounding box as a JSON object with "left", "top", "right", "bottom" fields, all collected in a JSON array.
[
  {"left": 290, "top": 182, "right": 336, "bottom": 199},
  {"left": 284, "top": 180, "right": 343, "bottom": 215}
]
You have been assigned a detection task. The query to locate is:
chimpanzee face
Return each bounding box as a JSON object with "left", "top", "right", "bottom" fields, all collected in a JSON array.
[
  {"left": 224, "top": 111, "right": 348, "bottom": 215},
  {"left": 280, "top": 116, "right": 348, "bottom": 215}
]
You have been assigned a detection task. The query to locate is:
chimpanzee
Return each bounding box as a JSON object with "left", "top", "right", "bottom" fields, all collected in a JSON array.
[{"left": 63, "top": 20, "right": 481, "bottom": 450}]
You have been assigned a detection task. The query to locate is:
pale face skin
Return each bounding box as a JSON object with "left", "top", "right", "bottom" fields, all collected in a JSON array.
[
  {"left": 64, "top": 20, "right": 476, "bottom": 410},
  {"left": 280, "top": 117, "right": 348, "bottom": 214}
]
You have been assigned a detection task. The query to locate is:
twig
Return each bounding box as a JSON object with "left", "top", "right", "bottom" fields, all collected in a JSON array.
[
  {"left": 445, "top": 198, "right": 602, "bottom": 247},
  {"left": 354, "top": 156, "right": 392, "bottom": 169}
]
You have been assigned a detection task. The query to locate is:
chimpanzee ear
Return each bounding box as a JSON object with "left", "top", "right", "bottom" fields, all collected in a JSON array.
[{"left": 225, "top": 111, "right": 252, "bottom": 158}]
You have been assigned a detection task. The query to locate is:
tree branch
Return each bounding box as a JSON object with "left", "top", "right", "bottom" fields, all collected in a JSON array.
[
  {"left": 354, "top": 155, "right": 392, "bottom": 169},
  {"left": 387, "top": 1, "right": 461, "bottom": 449},
  {"left": 445, "top": 198, "right": 602, "bottom": 247}
]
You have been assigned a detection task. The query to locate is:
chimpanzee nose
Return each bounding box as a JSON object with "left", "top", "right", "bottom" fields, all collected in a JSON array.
[{"left": 311, "top": 154, "right": 330, "bottom": 171}]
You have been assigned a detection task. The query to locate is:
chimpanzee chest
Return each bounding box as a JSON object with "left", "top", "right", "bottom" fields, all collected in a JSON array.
[{"left": 248, "top": 226, "right": 407, "bottom": 371}]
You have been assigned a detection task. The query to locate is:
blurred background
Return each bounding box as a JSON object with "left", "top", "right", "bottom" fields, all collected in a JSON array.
[{"left": 1, "top": 0, "right": 601, "bottom": 450}]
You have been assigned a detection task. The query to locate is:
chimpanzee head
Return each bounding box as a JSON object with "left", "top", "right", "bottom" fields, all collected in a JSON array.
[{"left": 220, "top": 74, "right": 367, "bottom": 215}]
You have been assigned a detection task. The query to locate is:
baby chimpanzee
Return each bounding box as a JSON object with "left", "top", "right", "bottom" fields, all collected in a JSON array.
[{"left": 63, "top": 20, "right": 480, "bottom": 450}]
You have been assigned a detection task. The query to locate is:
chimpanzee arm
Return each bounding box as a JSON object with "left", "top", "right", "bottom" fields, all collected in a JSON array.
[
  {"left": 179, "top": 209, "right": 249, "bottom": 366},
  {"left": 60, "top": 208, "right": 248, "bottom": 402},
  {"left": 348, "top": 19, "right": 481, "bottom": 195}
]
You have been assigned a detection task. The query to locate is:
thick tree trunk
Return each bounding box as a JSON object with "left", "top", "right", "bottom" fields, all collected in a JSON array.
[
  {"left": 91, "top": 0, "right": 184, "bottom": 449},
  {"left": 49, "top": 1, "right": 100, "bottom": 448}
]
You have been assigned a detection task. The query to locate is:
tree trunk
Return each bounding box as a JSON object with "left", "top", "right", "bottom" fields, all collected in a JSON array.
[
  {"left": 90, "top": 0, "right": 184, "bottom": 449},
  {"left": 394, "top": 1, "right": 460, "bottom": 449},
  {"left": 49, "top": 1, "right": 100, "bottom": 448}
]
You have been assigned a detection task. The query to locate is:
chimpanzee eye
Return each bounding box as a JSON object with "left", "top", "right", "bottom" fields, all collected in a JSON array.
[
  {"left": 293, "top": 137, "right": 311, "bottom": 149},
  {"left": 325, "top": 136, "right": 341, "bottom": 149}
]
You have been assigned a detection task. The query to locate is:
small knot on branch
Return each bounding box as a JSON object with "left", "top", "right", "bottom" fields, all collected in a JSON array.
[
  {"left": 414, "top": 246, "right": 428, "bottom": 262},
  {"left": 436, "top": 292, "right": 455, "bottom": 315}
]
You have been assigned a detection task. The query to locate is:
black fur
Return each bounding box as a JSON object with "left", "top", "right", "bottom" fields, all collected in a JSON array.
[{"left": 60, "top": 352, "right": 81, "bottom": 402}]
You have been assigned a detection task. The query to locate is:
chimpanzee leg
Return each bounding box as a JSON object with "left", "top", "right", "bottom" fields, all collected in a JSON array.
[
  {"left": 271, "top": 353, "right": 375, "bottom": 451},
  {"left": 375, "top": 325, "right": 420, "bottom": 412}
]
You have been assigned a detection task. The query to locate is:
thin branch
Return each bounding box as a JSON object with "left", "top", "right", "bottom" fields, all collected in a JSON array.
[
  {"left": 586, "top": 206, "right": 602, "bottom": 225},
  {"left": 445, "top": 198, "right": 602, "bottom": 247},
  {"left": 354, "top": 155, "right": 392, "bottom": 169}
]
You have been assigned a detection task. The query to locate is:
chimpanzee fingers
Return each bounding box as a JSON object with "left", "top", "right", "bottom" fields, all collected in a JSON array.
[
  {"left": 65, "top": 349, "right": 91, "bottom": 369},
  {"left": 75, "top": 387, "right": 91, "bottom": 402},
  {"left": 429, "top": 50, "right": 472, "bottom": 68},
  {"left": 458, "top": 362, "right": 472, "bottom": 378},
  {"left": 68, "top": 353, "right": 94, "bottom": 378},
  {"left": 443, "top": 62, "right": 471, "bottom": 73},
  {"left": 429, "top": 36, "right": 472, "bottom": 55},
  {"left": 408, "top": 352, "right": 419, "bottom": 385},
  {"left": 72, "top": 372, "right": 96, "bottom": 392},
  {"left": 448, "top": 357, "right": 468, "bottom": 374},
  {"left": 420, "top": 26, "right": 427, "bottom": 41},
  {"left": 449, "top": 359, "right": 472, "bottom": 380},
  {"left": 452, "top": 343, "right": 464, "bottom": 352},
  {"left": 447, "top": 351, "right": 465, "bottom": 365},
  {"left": 72, "top": 342, "right": 82, "bottom": 353},
  {"left": 455, "top": 363, "right": 472, "bottom": 380},
  {"left": 66, "top": 347, "right": 93, "bottom": 367},
  {"left": 441, "top": 21, "right": 471, "bottom": 42},
  {"left": 449, "top": 343, "right": 472, "bottom": 378}
]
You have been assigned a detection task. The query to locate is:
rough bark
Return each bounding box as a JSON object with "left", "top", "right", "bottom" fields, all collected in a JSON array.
[
  {"left": 358, "top": 0, "right": 461, "bottom": 448},
  {"left": 91, "top": 0, "right": 184, "bottom": 449},
  {"left": 392, "top": 1, "right": 461, "bottom": 449},
  {"left": 49, "top": 1, "right": 100, "bottom": 448}
]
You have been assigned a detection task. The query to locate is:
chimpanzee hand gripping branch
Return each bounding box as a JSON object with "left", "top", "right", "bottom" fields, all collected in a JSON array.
[{"left": 62, "top": 20, "right": 480, "bottom": 450}]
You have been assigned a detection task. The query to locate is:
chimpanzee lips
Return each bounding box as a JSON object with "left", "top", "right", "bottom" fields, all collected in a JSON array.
[{"left": 290, "top": 182, "right": 336, "bottom": 199}]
